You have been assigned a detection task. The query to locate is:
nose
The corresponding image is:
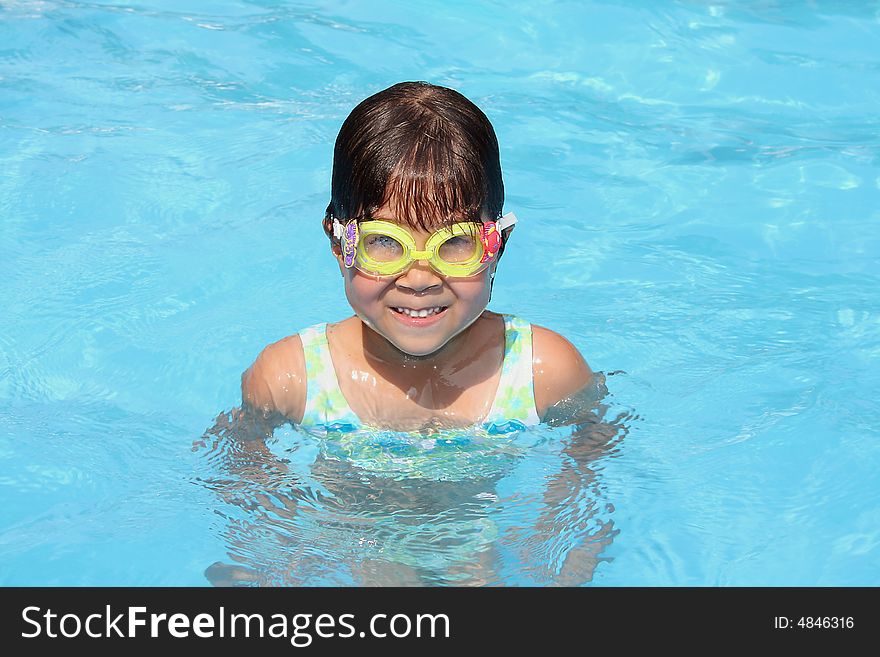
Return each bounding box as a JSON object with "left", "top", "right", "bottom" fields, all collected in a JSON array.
[{"left": 394, "top": 260, "right": 442, "bottom": 293}]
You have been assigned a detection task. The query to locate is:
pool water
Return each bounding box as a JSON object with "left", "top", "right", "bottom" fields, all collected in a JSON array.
[{"left": 1, "top": 0, "right": 878, "bottom": 585}]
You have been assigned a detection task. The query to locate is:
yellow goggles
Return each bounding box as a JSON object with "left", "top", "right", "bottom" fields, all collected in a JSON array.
[{"left": 332, "top": 213, "right": 517, "bottom": 278}]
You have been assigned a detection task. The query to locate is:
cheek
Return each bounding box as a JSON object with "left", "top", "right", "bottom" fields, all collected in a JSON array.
[
  {"left": 344, "top": 271, "right": 492, "bottom": 309},
  {"left": 344, "top": 272, "right": 386, "bottom": 308},
  {"left": 449, "top": 276, "right": 493, "bottom": 304}
]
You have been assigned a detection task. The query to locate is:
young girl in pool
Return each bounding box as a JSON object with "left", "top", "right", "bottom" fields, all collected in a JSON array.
[{"left": 242, "top": 81, "right": 594, "bottom": 434}]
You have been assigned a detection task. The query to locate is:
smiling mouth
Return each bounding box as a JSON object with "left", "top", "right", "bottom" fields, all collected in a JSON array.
[{"left": 390, "top": 306, "right": 448, "bottom": 318}]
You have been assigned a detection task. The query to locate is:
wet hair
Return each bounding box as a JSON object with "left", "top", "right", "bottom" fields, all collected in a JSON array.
[{"left": 323, "top": 81, "right": 509, "bottom": 258}]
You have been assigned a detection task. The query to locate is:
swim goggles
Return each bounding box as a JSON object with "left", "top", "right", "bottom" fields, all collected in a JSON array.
[{"left": 331, "top": 212, "right": 517, "bottom": 278}]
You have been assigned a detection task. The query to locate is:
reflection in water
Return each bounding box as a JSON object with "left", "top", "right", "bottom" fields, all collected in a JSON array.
[{"left": 194, "top": 373, "right": 632, "bottom": 586}]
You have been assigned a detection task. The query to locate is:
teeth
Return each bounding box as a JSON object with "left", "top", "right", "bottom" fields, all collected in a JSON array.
[{"left": 395, "top": 306, "right": 444, "bottom": 317}]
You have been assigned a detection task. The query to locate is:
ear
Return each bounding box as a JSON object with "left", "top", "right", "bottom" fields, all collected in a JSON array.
[{"left": 330, "top": 241, "right": 346, "bottom": 276}]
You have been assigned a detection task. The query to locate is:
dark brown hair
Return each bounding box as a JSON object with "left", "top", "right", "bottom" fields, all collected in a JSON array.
[{"left": 323, "top": 81, "right": 508, "bottom": 255}]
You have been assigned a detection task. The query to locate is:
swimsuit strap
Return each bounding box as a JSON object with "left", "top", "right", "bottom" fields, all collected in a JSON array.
[
  {"left": 298, "top": 323, "right": 361, "bottom": 431},
  {"left": 483, "top": 314, "right": 541, "bottom": 432}
]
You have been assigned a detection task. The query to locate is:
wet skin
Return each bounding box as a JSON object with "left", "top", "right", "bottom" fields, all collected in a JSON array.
[
  {"left": 334, "top": 206, "right": 498, "bottom": 362},
  {"left": 329, "top": 206, "right": 504, "bottom": 427}
]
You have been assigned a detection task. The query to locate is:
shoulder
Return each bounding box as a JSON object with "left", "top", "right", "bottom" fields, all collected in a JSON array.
[
  {"left": 528, "top": 323, "right": 594, "bottom": 420},
  {"left": 241, "top": 333, "right": 307, "bottom": 423}
]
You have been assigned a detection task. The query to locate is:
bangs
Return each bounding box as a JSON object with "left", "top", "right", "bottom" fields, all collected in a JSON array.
[{"left": 379, "top": 121, "right": 488, "bottom": 231}]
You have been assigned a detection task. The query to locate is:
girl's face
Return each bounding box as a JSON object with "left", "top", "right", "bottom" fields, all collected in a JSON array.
[{"left": 334, "top": 206, "right": 496, "bottom": 359}]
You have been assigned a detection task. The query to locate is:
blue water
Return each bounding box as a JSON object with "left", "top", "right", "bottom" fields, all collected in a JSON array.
[{"left": 2, "top": 0, "right": 879, "bottom": 585}]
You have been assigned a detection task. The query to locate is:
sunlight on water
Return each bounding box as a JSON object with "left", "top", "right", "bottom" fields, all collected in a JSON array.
[
  {"left": 1, "top": 0, "right": 878, "bottom": 585},
  {"left": 194, "top": 389, "right": 630, "bottom": 586}
]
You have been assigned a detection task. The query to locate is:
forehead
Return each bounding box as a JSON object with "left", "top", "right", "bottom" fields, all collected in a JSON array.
[{"left": 369, "top": 199, "right": 489, "bottom": 232}]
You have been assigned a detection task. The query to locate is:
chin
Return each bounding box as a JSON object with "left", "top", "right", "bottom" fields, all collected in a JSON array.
[{"left": 391, "top": 338, "right": 448, "bottom": 358}]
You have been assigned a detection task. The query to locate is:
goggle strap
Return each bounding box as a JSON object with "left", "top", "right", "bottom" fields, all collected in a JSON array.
[
  {"left": 497, "top": 212, "right": 517, "bottom": 231},
  {"left": 331, "top": 217, "right": 344, "bottom": 239}
]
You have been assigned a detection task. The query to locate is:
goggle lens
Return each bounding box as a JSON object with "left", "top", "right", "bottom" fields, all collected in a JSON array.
[
  {"left": 436, "top": 232, "right": 479, "bottom": 264},
  {"left": 362, "top": 233, "right": 406, "bottom": 263}
]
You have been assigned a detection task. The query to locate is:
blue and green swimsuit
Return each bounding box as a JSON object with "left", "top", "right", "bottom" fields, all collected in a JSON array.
[
  {"left": 266, "top": 315, "right": 546, "bottom": 566},
  {"left": 296, "top": 313, "right": 541, "bottom": 435}
]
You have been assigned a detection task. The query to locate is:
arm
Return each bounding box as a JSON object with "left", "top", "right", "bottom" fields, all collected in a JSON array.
[
  {"left": 196, "top": 333, "right": 307, "bottom": 483},
  {"left": 532, "top": 324, "right": 595, "bottom": 423},
  {"left": 530, "top": 326, "right": 621, "bottom": 584},
  {"left": 240, "top": 333, "right": 307, "bottom": 431},
  {"left": 531, "top": 324, "right": 621, "bottom": 447},
  {"left": 196, "top": 335, "right": 309, "bottom": 585}
]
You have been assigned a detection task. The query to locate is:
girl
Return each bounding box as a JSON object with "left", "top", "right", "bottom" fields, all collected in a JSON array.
[{"left": 242, "top": 81, "right": 594, "bottom": 435}]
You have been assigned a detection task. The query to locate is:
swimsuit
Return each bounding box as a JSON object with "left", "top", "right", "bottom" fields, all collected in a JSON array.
[
  {"left": 296, "top": 313, "right": 541, "bottom": 435},
  {"left": 271, "top": 313, "right": 541, "bottom": 481},
  {"left": 262, "top": 314, "right": 547, "bottom": 574}
]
